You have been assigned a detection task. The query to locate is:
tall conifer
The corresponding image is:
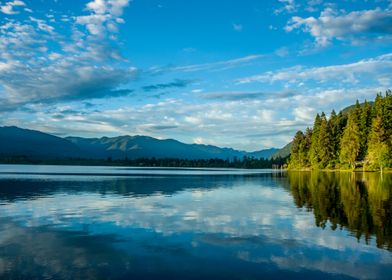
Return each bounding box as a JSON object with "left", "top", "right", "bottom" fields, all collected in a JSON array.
[{"left": 340, "top": 114, "right": 360, "bottom": 169}]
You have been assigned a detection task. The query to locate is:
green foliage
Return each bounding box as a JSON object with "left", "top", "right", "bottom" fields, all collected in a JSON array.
[
  {"left": 288, "top": 131, "right": 304, "bottom": 169},
  {"left": 359, "top": 100, "right": 372, "bottom": 159},
  {"left": 309, "top": 113, "right": 322, "bottom": 167},
  {"left": 287, "top": 171, "right": 392, "bottom": 250},
  {"left": 288, "top": 91, "right": 392, "bottom": 171},
  {"left": 339, "top": 114, "right": 360, "bottom": 169},
  {"left": 367, "top": 91, "right": 392, "bottom": 170},
  {"left": 318, "top": 113, "right": 333, "bottom": 168},
  {"left": 0, "top": 155, "right": 288, "bottom": 169}
]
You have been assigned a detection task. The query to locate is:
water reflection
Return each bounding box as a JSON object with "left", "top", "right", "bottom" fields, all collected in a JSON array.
[
  {"left": 288, "top": 172, "right": 392, "bottom": 250},
  {"left": 0, "top": 169, "right": 391, "bottom": 279}
]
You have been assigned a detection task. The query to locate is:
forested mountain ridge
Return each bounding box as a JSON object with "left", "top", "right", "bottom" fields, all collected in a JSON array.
[
  {"left": 65, "top": 135, "right": 279, "bottom": 160},
  {"left": 288, "top": 91, "right": 392, "bottom": 171},
  {"left": 0, "top": 126, "right": 282, "bottom": 162},
  {"left": 0, "top": 126, "right": 82, "bottom": 158},
  {"left": 271, "top": 142, "right": 292, "bottom": 159}
]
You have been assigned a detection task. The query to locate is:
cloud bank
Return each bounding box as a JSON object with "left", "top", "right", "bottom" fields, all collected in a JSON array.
[
  {"left": 285, "top": 7, "right": 392, "bottom": 46},
  {"left": 0, "top": 0, "right": 135, "bottom": 110}
]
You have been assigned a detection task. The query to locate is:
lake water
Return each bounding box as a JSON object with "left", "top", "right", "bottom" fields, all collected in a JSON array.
[{"left": 0, "top": 165, "right": 391, "bottom": 279}]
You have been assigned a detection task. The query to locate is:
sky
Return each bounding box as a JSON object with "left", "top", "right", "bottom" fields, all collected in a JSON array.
[{"left": 0, "top": 0, "right": 391, "bottom": 151}]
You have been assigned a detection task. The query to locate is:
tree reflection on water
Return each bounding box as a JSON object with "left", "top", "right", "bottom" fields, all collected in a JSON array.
[{"left": 288, "top": 171, "right": 392, "bottom": 250}]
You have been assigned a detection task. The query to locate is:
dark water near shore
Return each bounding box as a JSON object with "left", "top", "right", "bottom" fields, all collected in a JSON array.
[{"left": 0, "top": 165, "right": 391, "bottom": 279}]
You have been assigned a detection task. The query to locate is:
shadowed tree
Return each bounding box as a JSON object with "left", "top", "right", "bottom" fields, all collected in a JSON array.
[
  {"left": 359, "top": 100, "right": 372, "bottom": 160},
  {"left": 309, "top": 113, "right": 322, "bottom": 168}
]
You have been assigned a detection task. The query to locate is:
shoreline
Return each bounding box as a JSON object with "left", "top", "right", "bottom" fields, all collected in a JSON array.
[{"left": 286, "top": 168, "right": 392, "bottom": 173}]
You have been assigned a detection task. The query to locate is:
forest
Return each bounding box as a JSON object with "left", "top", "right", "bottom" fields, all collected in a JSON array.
[
  {"left": 288, "top": 91, "right": 392, "bottom": 171},
  {"left": 0, "top": 155, "right": 288, "bottom": 169}
]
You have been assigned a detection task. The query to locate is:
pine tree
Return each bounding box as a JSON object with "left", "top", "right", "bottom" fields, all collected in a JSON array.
[
  {"left": 287, "top": 90, "right": 391, "bottom": 171},
  {"left": 367, "top": 115, "right": 389, "bottom": 170},
  {"left": 328, "top": 109, "right": 339, "bottom": 164},
  {"left": 318, "top": 113, "right": 333, "bottom": 168},
  {"left": 289, "top": 130, "right": 305, "bottom": 168},
  {"left": 335, "top": 111, "right": 348, "bottom": 161},
  {"left": 358, "top": 100, "right": 372, "bottom": 160},
  {"left": 302, "top": 127, "right": 313, "bottom": 167},
  {"left": 366, "top": 93, "right": 391, "bottom": 170},
  {"left": 383, "top": 90, "right": 392, "bottom": 165},
  {"left": 353, "top": 100, "right": 362, "bottom": 120},
  {"left": 309, "top": 113, "right": 322, "bottom": 168},
  {"left": 340, "top": 113, "right": 360, "bottom": 169}
]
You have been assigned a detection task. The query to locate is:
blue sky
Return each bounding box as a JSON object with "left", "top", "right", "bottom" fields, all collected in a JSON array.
[{"left": 0, "top": 0, "right": 391, "bottom": 151}]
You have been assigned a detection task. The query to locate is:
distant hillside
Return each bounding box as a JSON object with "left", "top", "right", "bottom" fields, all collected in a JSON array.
[
  {"left": 248, "top": 148, "right": 279, "bottom": 159},
  {"left": 66, "top": 135, "right": 246, "bottom": 160},
  {"left": 341, "top": 101, "right": 374, "bottom": 115},
  {"left": 0, "top": 126, "right": 82, "bottom": 159},
  {"left": 66, "top": 135, "right": 277, "bottom": 160},
  {"left": 0, "top": 126, "right": 280, "bottom": 161},
  {"left": 271, "top": 142, "right": 292, "bottom": 159}
]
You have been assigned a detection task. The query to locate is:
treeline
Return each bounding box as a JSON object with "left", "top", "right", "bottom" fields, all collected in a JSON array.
[
  {"left": 0, "top": 155, "right": 287, "bottom": 169},
  {"left": 288, "top": 91, "right": 392, "bottom": 170},
  {"left": 119, "top": 156, "right": 287, "bottom": 168}
]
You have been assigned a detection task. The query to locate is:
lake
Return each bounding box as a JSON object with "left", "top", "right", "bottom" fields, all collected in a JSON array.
[{"left": 0, "top": 165, "right": 391, "bottom": 279}]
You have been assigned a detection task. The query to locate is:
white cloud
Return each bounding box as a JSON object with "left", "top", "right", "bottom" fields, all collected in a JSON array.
[
  {"left": 275, "top": 47, "right": 289, "bottom": 57},
  {"left": 2, "top": 85, "right": 386, "bottom": 150},
  {"left": 0, "top": 0, "right": 135, "bottom": 110},
  {"left": 2, "top": 181, "right": 390, "bottom": 280},
  {"left": 378, "top": 77, "right": 391, "bottom": 86},
  {"left": 293, "top": 106, "right": 316, "bottom": 122},
  {"left": 274, "top": 0, "right": 298, "bottom": 15},
  {"left": 0, "top": 0, "right": 25, "bottom": 15},
  {"left": 305, "top": 0, "right": 323, "bottom": 12},
  {"left": 191, "top": 89, "right": 203, "bottom": 93},
  {"left": 29, "top": 16, "right": 54, "bottom": 34},
  {"left": 86, "top": 0, "right": 107, "bottom": 14},
  {"left": 149, "top": 54, "right": 264, "bottom": 74},
  {"left": 193, "top": 137, "right": 204, "bottom": 144},
  {"left": 236, "top": 53, "right": 392, "bottom": 85},
  {"left": 76, "top": 0, "right": 130, "bottom": 37},
  {"left": 285, "top": 7, "right": 392, "bottom": 46}
]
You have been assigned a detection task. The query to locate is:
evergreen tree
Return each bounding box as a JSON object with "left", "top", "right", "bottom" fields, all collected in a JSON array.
[
  {"left": 302, "top": 127, "right": 313, "bottom": 167},
  {"left": 358, "top": 100, "right": 372, "bottom": 160},
  {"left": 340, "top": 113, "right": 361, "bottom": 169},
  {"left": 335, "top": 111, "right": 348, "bottom": 161},
  {"left": 383, "top": 90, "right": 392, "bottom": 165},
  {"left": 309, "top": 113, "right": 322, "bottom": 168},
  {"left": 367, "top": 93, "right": 392, "bottom": 170},
  {"left": 353, "top": 100, "right": 362, "bottom": 120},
  {"left": 328, "top": 109, "right": 340, "bottom": 164},
  {"left": 289, "top": 130, "right": 305, "bottom": 168},
  {"left": 318, "top": 113, "right": 333, "bottom": 168},
  {"left": 287, "top": 90, "right": 391, "bottom": 171}
]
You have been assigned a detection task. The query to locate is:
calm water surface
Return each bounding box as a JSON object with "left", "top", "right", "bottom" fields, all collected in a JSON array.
[{"left": 0, "top": 165, "right": 391, "bottom": 279}]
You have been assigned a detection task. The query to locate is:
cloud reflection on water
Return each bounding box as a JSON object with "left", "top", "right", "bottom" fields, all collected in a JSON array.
[{"left": 0, "top": 171, "right": 391, "bottom": 279}]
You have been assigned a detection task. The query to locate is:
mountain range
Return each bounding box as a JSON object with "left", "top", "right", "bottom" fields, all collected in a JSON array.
[{"left": 0, "top": 126, "right": 287, "bottom": 160}]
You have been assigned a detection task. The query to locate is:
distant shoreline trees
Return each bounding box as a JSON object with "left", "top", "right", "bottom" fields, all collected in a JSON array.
[
  {"left": 0, "top": 155, "right": 288, "bottom": 169},
  {"left": 288, "top": 91, "right": 392, "bottom": 171}
]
